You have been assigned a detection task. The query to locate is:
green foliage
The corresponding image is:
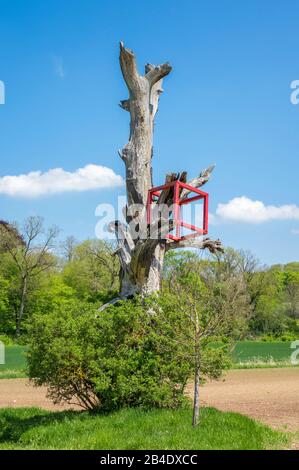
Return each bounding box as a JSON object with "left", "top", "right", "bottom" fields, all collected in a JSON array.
[
  {"left": 0, "top": 334, "right": 14, "bottom": 346},
  {"left": 260, "top": 332, "right": 299, "bottom": 342},
  {"left": 0, "top": 275, "right": 10, "bottom": 334},
  {"left": 158, "top": 289, "right": 232, "bottom": 383},
  {"left": 249, "top": 270, "right": 299, "bottom": 335},
  {"left": 28, "top": 275, "right": 77, "bottom": 315},
  {"left": 0, "top": 231, "right": 119, "bottom": 338},
  {"left": 250, "top": 298, "right": 288, "bottom": 335},
  {"left": 272, "top": 262, "right": 299, "bottom": 272},
  {"left": 0, "top": 216, "right": 59, "bottom": 338},
  {"left": 0, "top": 224, "right": 298, "bottom": 343},
  {"left": 164, "top": 250, "right": 251, "bottom": 337},
  {"left": 27, "top": 298, "right": 191, "bottom": 411},
  {"left": 0, "top": 407, "right": 288, "bottom": 450},
  {"left": 61, "top": 240, "right": 119, "bottom": 303},
  {"left": 0, "top": 254, "right": 21, "bottom": 336}
]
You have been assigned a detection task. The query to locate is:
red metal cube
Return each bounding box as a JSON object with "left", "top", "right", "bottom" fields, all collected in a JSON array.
[{"left": 147, "top": 180, "right": 209, "bottom": 242}]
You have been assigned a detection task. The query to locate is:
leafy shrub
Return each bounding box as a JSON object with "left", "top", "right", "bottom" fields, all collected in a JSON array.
[
  {"left": 27, "top": 299, "right": 191, "bottom": 411},
  {"left": 0, "top": 334, "right": 14, "bottom": 346},
  {"left": 260, "top": 332, "right": 299, "bottom": 342}
]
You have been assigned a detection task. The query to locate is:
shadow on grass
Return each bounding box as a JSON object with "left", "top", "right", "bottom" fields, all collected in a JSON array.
[{"left": 0, "top": 408, "right": 84, "bottom": 444}]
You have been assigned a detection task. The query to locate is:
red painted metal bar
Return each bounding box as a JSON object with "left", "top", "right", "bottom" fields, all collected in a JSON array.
[
  {"left": 181, "top": 221, "right": 205, "bottom": 234},
  {"left": 167, "top": 234, "right": 180, "bottom": 241},
  {"left": 173, "top": 181, "right": 180, "bottom": 239},
  {"left": 203, "top": 193, "right": 209, "bottom": 233},
  {"left": 179, "top": 194, "right": 204, "bottom": 206},
  {"left": 177, "top": 181, "right": 209, "bottom": 197},
  {"left": 149, "top": 181, "right": 208, "bottom": 198},
  {"left": 146, "top": 191, "right": 152, "bottom": 225},
  {"left": 149, "top": 181, "right": 176, "bottom": 193}
]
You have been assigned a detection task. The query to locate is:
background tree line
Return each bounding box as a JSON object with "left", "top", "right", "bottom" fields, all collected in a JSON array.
[{"left": 0, "top": 216, "right": 298, "bottom": 342}]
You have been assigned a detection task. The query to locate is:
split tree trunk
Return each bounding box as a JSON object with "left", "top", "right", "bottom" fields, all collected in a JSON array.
[{"left": 103, "top": 43, "right": 223, "bottom": 308}]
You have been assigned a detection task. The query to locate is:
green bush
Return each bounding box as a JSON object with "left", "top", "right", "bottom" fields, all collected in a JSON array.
[
  {"left": 27, "top": 299, "right": 191, "bottom": 411},
  {"left": 0, "top": 334, "right": 14, "bottom": 346},
  {"left": 260, "top": 332, "right": 299, "bottom": 342}
]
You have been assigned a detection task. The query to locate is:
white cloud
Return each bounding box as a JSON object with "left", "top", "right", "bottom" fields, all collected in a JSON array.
[
  {"left": 0, "top": 164, "right": 123, "bottom": 198},
  {"left": 215, "top": 196, "right": 299, "bottom": 223},
  {"left": 291, "top": 229, "right": 299, "bottom": 235}
]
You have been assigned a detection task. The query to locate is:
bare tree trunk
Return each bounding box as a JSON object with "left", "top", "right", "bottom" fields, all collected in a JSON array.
[
  {"left": 112, "top": 43, "right": 172, "bottom": 299},
  {"left": 192, "top": 315, "right": 200, "bottom": 426},
  {"left": 192, "top": 364, "right": 200, "bottom": 427},
  {"left": 16, "top": 276, "right": 27, "bottom": 338},
  {"left": 101, "top": 43, "right": 223, "bottom": 309}
]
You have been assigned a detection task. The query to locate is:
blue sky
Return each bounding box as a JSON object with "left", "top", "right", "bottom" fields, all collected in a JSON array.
[{"left": 0, "top": 0, "right": 298, "bottom": 265}]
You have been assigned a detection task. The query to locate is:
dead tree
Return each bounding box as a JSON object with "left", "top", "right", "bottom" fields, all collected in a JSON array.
[{"left": 102, "top": 43, "right": 223, "bottom": 309}]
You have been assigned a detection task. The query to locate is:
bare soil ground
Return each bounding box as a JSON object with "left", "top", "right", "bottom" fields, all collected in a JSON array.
[
  {"left": 187, "top": 368, "right": 299, "bottom": 432},
  {"left": 0, "top": 379, "right": 80, "bottom": 412},
  {"left": 0, "top": 369, "right": 298, "bottom": 433}
]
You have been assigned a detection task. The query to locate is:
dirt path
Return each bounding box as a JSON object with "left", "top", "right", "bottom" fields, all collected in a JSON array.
[{"left": 0, "top": 368, "right": 298, "bottom": 431}]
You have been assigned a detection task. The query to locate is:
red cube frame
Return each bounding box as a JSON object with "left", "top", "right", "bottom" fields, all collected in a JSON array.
[{"left": 147, "top": 180, "right": 209, "bottom": 242}]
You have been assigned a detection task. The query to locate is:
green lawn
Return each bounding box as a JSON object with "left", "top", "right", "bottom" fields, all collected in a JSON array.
[
  {"left": 0, "top": 407, "right": 290, "bottom": 450},
  {"left": 0, "top": 345, "right": 27, "bottom": 379}
]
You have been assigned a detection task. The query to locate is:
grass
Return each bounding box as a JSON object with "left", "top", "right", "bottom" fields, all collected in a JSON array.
[
  {"left": 231, "top": 341, "right": 296, "bottom": 368},
  {"left": 0, "top": 406, "right": 290, "bottom": 450},
  {"left": 232, "top": 361, "right": 296, "bottom": 369},
  {"left": 0, "top": 346, "right": 27, "bottom": 379}
]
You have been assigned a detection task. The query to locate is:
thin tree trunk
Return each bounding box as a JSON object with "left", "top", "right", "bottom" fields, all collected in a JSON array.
[
  {"left": 192, "top": 364, "right": 200, "bottom": 427},
  {"left": 193, "top": 320, "right": 200, "bottom": 427},
  {"left": 16, "top": 276, "right": 27, "bottom": 338}
]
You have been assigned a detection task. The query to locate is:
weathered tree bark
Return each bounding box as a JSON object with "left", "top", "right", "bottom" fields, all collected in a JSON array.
[{"left": 101, "top": 43, "right": 223, "bottom": 310}]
